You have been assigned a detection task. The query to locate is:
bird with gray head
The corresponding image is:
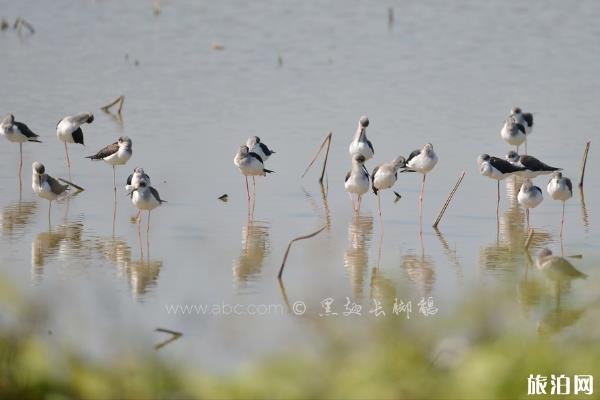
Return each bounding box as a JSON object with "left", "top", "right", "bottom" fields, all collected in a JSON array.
[
  {"left": 349, "top": 116, "right": 374, "bottom": 161},
  {"left": 87, "top": 136, "right": 133, "bottom": 193},
  {"left": 31, "top": 161, "right": 72, "bottom": 224},
  {"left": 126, "top": 167, "right": 151, "bottom": 192},
  {"left": 56, "top": 112, "right": 94, "bottom": 180},
  {"left": 518, "top": 179, "right": 543, "bottom": 229},
  {"left": 1, "top": 113, "right": 42, "bottom": 177},
  {"left": 344, "top": 153, "right": 370, "bottom": 213},
  {"left": 547, "top": 171, "right": 573, "bottom": 236},
  {"left": 246, "top": 136, "right": 275, "bottom": 162},
  {"left": 371, "top": 155, "right": 405, "bottom": 226},
  {"left": 536, "top": 248, "right": 587, "bottom": 281},
  {"left": 506, "top": 151, "right": 561, "bottom": 179},
  {"left": 500, "top": 107, "right": 533, "bottom": 153}
]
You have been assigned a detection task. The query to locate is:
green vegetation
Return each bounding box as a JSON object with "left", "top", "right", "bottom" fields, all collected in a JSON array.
[{"left": 1, "top": 276, "right": 599, "bottom": 399}]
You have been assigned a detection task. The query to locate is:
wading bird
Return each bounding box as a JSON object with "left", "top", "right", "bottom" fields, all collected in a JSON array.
[
  {"left": 517, "top": 179, "right": 543, "bottom": 229},
  {"left": 86, "top": 136, "right": 133, "bottom": 193},
  {"left": 403, "top": 143, "right": 438, "bottom": 225},
  {"left": 234, "top": 145, "right": 274, "bottom": 209},
  {"left": 56, "top": 112, "right": 94, "bottom": 179},
  {"left": 477, "top": 153, "right": 526, "bottom": 215},
  {"left": 547, "top": 171, "right": 573, "bottom": 236},
  {"left": 349, "top": 116, "right": 374, "bottom": 161},
  {"left": 1, "top": 114, "right": 41, "bottom": 177},
  {"left": 500, "top": 107, "right": 533, "bottom": 152},
  {"left": 129, "top": 181, "right": 165, "bottom": 239},
  {"left": 31, "top": 161, "right": 72, "bottom": 223},
  {"left": 371, "top": 156, "right": 405, "bottom": 225},
  {"left": 246, "top": 136, "right": 275, "bottom": 162},
  {"left": 506, "top": 151, "right": 561, "bottom": 179},
  {"left": 344, "top": 154, "right": 369, "bottom": 213},
  {"left": 126, "top": 167, "right": 151, "bottom": 192}
]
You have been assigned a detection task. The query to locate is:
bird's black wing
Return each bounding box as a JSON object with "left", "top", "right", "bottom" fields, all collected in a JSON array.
[
  {"left": 361, "top": 164, "right": 369, "bottom": 178},
  {"left": 259, "top": 142, "right": 274, "bottom": 156},
  {"left": 406, "top": 149, "right": 420, "bottom": 165},
  {"left": 565, "top": 177, "right": 573, "bottom": 195},
  {"left": 86, "top": 142, "right": 118, "bottom": 160},
  {"left": 47, "top": 175, "right": 68, "bottom": 195},
  {"left": 489, "top": 156, "right": 525, "bottom": 174},
  {"left": 366, "top": 139, "right": 374, "bottom": 154},
  {"left": 370, "top": 165, "right": 380, "bottom": 194},
  {"left": 14, "top": 121, "right": 41, "bottom": 141},
  {"left": 520, "top": 155, "right": 560, "bottom": 172},
  {"left": 72, "top": 127, "right": 84, "bottom": 145},
  {"left": 522, "top": 113, "right": 533, "bottom": 127},
  {"left": 533, "top": 186, "right": 543, "bottom": 196},
  {"left": 126, "top": 173, "right": 134, "bottom": 185},
  {"left": 516, "top": 123, "right": 526, "bottom": 134},
  {"left": 248, "top": 152, "right": 264, "bottom": 164},
  {"left": 150, "top": 187, "right": 166, "bottom": 203},
  {"left": 345, "top": 170, "right": 351, "bottom": 183}
]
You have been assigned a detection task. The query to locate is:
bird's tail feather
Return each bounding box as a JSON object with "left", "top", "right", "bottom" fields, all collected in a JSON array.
[{"left": 264, "top": 169, "right": 275, "bottom": 174}]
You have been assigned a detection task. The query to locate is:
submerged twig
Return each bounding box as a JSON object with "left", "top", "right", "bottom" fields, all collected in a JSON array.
[
  {"left": 578, "top": 141, "right": 591, "bottom": 188},
  {"left": 278, "top": 225, "right": 327, "bottom": 280},
  {"left": 58, "top": 178, "right": 84, "bottom": 192},
  {"left": 154, "top": 327, "right": 182, "bottom": 350},
  {"left": 101, "top": 95, "right": 125, "bottom": 115},
  {"left": 524, "top": 228, "right": 535, "bottom": 250},
  {"left": 301, "top": 132, "right": 332, "bottom": 183},
  {"left": 432, "top": 171, "right": 466, "bottom": 229}
]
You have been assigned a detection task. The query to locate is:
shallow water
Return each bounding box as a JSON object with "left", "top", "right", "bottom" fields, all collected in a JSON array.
[{"left": 1, "top": 0, "right": 599, "bottom": 371}]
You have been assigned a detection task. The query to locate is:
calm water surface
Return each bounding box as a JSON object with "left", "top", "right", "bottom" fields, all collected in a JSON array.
[{"left": 1, "top": 0, "right": 599, "bottom": 370}]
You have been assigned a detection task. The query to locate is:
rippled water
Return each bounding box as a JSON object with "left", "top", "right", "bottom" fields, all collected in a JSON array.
[{"left": 1, "top": 0, "right": 599, "bottom": 370}]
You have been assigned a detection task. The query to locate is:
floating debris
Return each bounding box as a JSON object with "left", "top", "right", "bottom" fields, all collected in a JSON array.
[
  {"left": 432, "top": 171, "right": 466, "bottom": 229},
  {"left": 301, "top": 132, "right": 332, "bottom": 183},
  {"left": 154, "top": 327, "right": 182, "bottom": 350},
  {"left": 211, "top": 42, "right": 225, "bottom": 50},
  {"left": 14, "top": 17, "right": 35, "bottom": 34},
  {"left": 393, "top": 191, "right": 402, "bottom": 203},
  {"left": 278, "top": 53, "right": 283, "bottom": 67},
  {"left": 1, "top": 19, "right": 9, "bottom": 31},
  {"left": 278, "top": 225, "right": 327, "bottom": 280},
  {"left": 218, "top": 194, "right": 228, "bottom": 202}
]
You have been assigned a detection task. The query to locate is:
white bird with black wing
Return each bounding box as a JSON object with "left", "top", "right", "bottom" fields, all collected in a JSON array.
[
  {"left": 477, "top": 153, "right": 526, "bottom": 215},
  {"left": 56, "top": 112, "right": 94, "bottom": 179},
  {"left": 126, "top": 167, "right": 151, "bottom": 192},
  {"left": 402, "top": 143, "right": 438, "bottom": 225},
  {"left": 246, "top": 136, "right": 275, "bottom": 162},
  {"left": 344, "top": 154, "right": 370, "bottom": 213},
  {"left": 1, "top": 113, "right": 41, "bottom": 177},
  {"left": 517, "top": 179, "right": 543, "bottom": 229},
  {"left": 129, "top": 181, "right": 166, "bottom": 237},
  {"left": 31, "top": 161, "right": 73, "bottom": 223},
  {"left": 234, "top": 145, "right": 274, "bottom": 209},
  {"left": 547, "top": 171, "right": 573, "bottom": 236},
  {"left": 371, "top": 156, "right": 405, "bottom": 225},
  {"left": 86, "top": 136, "right": 133, "bottom": 193}
]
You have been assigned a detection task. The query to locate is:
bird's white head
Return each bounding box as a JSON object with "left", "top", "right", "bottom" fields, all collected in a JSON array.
[
  {"left": 1, "top": 113, "right": 14, "bottom": 126},
  {"left": 511, "top": 107, "right": 522, "bottom": 115},
  {"left": 552, "top": 171, "right": 563, "bottom": 180},
  {"left": 477, "top": 153, "right": 491, "bottom": 166},
  {"left": 118, "top": 136, "right": 132, "bottom": 149},
  {"left": 246, "top": 136, "right": 260, "bottom": 148},
  {"left": 423, "top": 143, "right": 434, "bottom": 154},
  {"left": 393, "top": 156, "right": 406, "bottom": 169}
]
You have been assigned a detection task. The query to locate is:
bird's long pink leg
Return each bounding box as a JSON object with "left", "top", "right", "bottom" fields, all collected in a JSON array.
[
  {"left": 64, "top": 142, "right": 71, "bottom": 180},
  {"left": 377, "top": 191, "right": 383, "bottom": 232},
  {"left": 357, "top": 194, "right": 362, "bottom": 213},
  {"left": 348, "top": 192, "right": 356, "bottom": 212},
  {"left": 419, "top": 174, "right": 426, "bottom": 228},
  {"left": 19, "top": 143, "right": 23, "bottom": 178},
  {"left": 113, "top": 165, "right": 117, "bottom": 194},
  {"left": 496, "top": 180, "right": 500, "bottom": 218},
  {"left": 560, "top": 202, "right": 565, "bottom": 237},
  {"left": 526, "top": 209, "right": 530, "bottom": 230},
  {"left": 252, "top": 176, "right": 256, "bottom": 215}
]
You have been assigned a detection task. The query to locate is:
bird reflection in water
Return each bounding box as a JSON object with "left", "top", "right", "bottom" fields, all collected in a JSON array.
[
  {"left": 534, "top": 248, "right": 588, "bottom": 336},
  {"left": 233, "top": 220, "right": 270, "bottom": 291},
  {"left": 30, "top": 220, "right": 85, "bottom": 283},
  {"left": 96, "top": 236, "right": 162, "bottom": 300},
  {"left": 401, "top": 236, "right": 436, "bottom": 297},
  {"left": 1, "top": 200, "right": 37, "bottom": 237},
  {"left": 344, "top": 213, "right": 373, "bottom": 300}
]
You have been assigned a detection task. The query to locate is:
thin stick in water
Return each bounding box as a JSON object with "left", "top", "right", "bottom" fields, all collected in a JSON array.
[
  {"left": 278, "top": 225, "right": 327, "bottom": 280},
  {"left": 432, "top": 171, "right": 466, "bottom": 229},
  {"left": 101, "top": 95, "right": 125, "bottom": 115},
  {"left": 301, "top": 132, "right": 333, "bottom": 183},
  {"left": 524, "top": 228, "right": 535, "bottom": 250},
  {"left": 154, "top": 327, "right": 182, "bottom": 350},
  {"left": 578, "top": 141, "right": 591, "bottom": 188}
]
